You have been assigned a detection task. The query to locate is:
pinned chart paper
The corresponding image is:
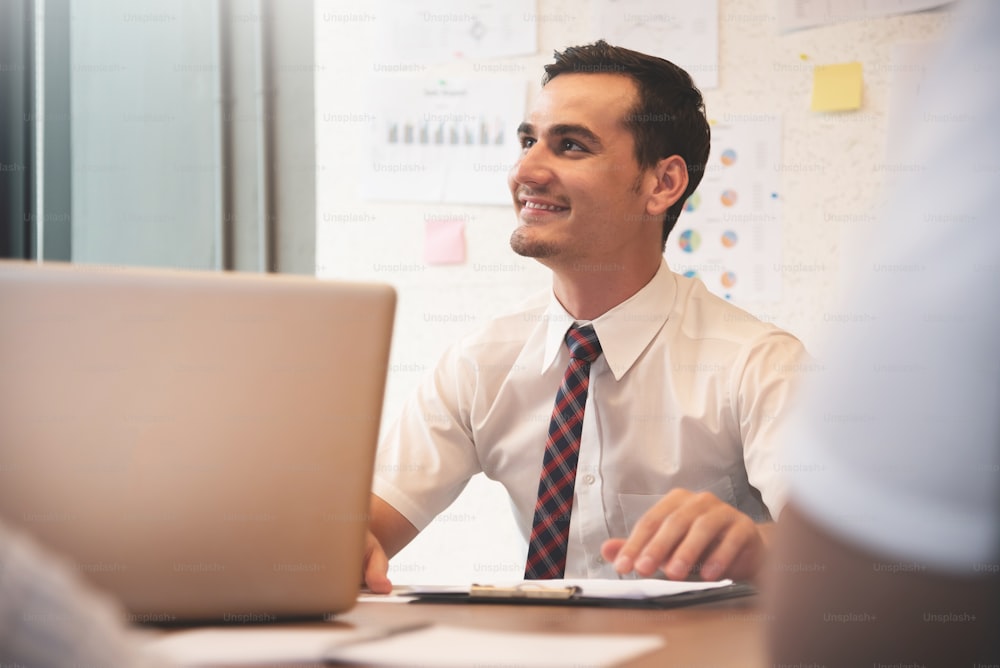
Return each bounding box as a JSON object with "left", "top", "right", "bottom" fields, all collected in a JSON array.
[
  {"left": 885, "top": 42, "right": 937, "bottom": 160},
  {"left": 591, "top": 0, "right": 719, "bottom": 89},
  {"left": 664, "top": 116, "right": 784, "bottom": 303},
  {"left": 811, "top": 62, "right": 864, "bottom": 112},
  {"left": 362, "top": 78, "right": 524, "bottom": 205},
  {"left": 777, "top": 0, "right": 957, "bottom": 33},
  {"left": 373, "top": 0, "right": 537, "bottom": 64}
]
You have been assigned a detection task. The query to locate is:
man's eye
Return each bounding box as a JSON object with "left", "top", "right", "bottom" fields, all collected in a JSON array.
[
  {"left": 519, "top": 137, "right": 536, "bottom": 149},
  {"left": 560, "top": 139, "right": 586, "bottom": 152}
]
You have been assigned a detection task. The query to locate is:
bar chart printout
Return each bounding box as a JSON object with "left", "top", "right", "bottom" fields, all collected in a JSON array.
[{"left": 362, "top": 79, "right": 525, "bottom": 205}]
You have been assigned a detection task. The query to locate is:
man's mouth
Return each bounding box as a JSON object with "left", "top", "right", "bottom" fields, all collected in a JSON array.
[{"left": 521, "top": 199, "right": 569, "bottom": 213}]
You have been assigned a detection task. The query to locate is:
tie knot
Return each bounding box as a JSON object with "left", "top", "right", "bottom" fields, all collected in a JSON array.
[{"left": 565, "top": 325, "right": 602, "bottom": 362}]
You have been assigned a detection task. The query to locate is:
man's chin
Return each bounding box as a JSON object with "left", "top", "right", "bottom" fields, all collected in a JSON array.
[{"left": 509, "top": 230, "right": 557, "bottom": 259}]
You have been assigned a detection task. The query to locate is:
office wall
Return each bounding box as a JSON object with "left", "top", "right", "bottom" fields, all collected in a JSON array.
[{"left": 315, "top": 0, "right": 954, "bottom": 583}]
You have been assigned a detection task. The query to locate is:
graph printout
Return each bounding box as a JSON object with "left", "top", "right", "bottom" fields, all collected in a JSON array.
[
  {"left": 665, "top": 116, "right": 784, "bottom": 303},
  {"left": 362, "top": 78, "right": 526, "bottom": 206},
  {"left": 373, "top": 0, "right": 537, "bottom": 64}
]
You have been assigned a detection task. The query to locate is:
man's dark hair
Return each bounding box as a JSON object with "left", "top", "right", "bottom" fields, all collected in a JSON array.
[{"left": 542, "top": 40, "right": 711, "bottom": 250}]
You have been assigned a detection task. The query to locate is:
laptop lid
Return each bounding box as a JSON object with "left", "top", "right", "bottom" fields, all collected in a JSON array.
[{"left": 0, "top": 261, "right": 396, "bottom": 623}]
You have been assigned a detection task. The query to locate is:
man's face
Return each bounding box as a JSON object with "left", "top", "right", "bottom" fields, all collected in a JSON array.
[{"left": 508, "top": 73, "right": 660, "bottom": 270}]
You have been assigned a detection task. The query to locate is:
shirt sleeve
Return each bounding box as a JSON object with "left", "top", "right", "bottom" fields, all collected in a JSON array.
[
  {"left": 732, "top": 329, "right": 812, "bottom": 519},
  {"left": 372, "top": 340, "right": 484, "bottom": 531}
]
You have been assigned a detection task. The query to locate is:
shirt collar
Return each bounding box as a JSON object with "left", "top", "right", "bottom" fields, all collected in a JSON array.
[{"left": 541, "top": 258, "right": 677, "bottom": 380}]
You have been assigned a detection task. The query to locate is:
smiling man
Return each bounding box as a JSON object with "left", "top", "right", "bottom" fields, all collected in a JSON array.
[{"left": 364, "top": 41, "right": 807, "bottom": 592}]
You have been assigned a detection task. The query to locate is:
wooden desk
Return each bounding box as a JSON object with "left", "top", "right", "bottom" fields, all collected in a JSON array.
[{"left": 329, "top": 595, "right": 769, "bottom": 667}]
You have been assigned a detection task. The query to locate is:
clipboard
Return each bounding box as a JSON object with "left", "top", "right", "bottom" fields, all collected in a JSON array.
[{"left": 409, "top": 581, "right": 757, "bottom": 609}]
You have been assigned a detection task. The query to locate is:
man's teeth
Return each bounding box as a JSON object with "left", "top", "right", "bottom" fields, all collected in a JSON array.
[{"left": 524, "top": 201, "right": 566, "bottom": 211}]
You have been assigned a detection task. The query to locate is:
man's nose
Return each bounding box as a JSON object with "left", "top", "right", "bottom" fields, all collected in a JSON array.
[{"left": 510, "top": 143, "right": 554, "bottom": 188}]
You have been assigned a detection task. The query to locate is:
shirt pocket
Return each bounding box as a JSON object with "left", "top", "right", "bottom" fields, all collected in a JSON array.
[{"left": 618, "top": 476, "right": 737, "bottom": 534}]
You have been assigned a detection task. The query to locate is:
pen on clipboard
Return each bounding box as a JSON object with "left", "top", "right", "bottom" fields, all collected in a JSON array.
[
  {"left": 323, "top": 621, "right": 432, "bottom": 654},
  {"left": 470, "top": 583, "right": 581, "bottom": 599}
]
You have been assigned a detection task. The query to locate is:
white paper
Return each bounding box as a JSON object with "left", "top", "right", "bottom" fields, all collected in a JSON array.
[
  {"left": 373, "top": 0, "right": 537, "bottom": 64},
  {"left": 144, "top": 627, "right": 372, "bottom": 665},
  {"left": 777, "top": 0, "right": 957, "bottom": 33},
  {"left": 558, "top": 577, "right": 733, "bottom": 598},
  {"left": 590, "top": 0, "right": 719, "bottom": 89},
  {"left": 362, "top": 78, "right": 525, "bottom": 205},
  {"left": 328, "top": 625, "right": 664, "bottom": 667},
  {"left": 357, "top": 592, "right": 418, "bottom": 603},
  {"left": 664, "top": 116, "right": 784, "bottom": 303},
  {"left": 885, "top": 41, "right": 938, "bottom": 162},
  {"left": 144, "top": 624, "right": 663, "bottom": 667},
  {"left": 405, "top": 577, "right": 733, "bottom": 599}
]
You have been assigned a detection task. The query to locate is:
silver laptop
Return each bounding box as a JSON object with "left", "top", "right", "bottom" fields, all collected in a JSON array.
[{"left": 0, "top": 260, "right": 395, "bottom": 622}]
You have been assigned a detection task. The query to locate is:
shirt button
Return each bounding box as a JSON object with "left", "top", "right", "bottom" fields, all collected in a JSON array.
[{"left": 583, "top": 474, "right": 596, "bottom": 485}]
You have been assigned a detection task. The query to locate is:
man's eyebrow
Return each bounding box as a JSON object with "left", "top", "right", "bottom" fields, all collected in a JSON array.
[
  {"left": 516, "top": 122, "right": 603, "bottom": 148},
  {"left": 548, "top": 123, "right": 602, "bottom": 148}
]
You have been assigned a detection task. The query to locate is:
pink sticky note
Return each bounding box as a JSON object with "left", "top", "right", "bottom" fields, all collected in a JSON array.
[{"left": 424, "top": 218, "right": 466, "bottom": 265}]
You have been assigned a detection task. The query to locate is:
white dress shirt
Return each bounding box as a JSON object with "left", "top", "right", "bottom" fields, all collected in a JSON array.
[
  {"left": 374, "top": 258, "right": 808, "bottom": 578},
  {"left": 781, "top": 0, "right": 1000, "bottom": 573},
  {"left": 0, "top": 520, "right": 170, "bottom": 668}
]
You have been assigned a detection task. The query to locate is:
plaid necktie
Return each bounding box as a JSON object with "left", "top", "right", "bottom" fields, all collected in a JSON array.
[{"left": 524, "top": 324, "right": 603, "bottom": 579}]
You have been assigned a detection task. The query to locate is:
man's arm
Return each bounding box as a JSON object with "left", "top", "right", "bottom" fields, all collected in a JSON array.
[
  {"left": 765, "top": 503, "right": 999, "bottom": 666},
  {"left": 601, "top": 489, "right": 770, "bottom": 581},
  {"left": 363, "top": 494, "right": 419, "bottom": 593}
]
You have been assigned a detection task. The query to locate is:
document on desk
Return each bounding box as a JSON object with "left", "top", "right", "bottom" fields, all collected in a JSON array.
[
  {"left": 550, "top": 578, "right": 735, "bottom": 598},
  {"left": 143, "top": 624, "right": 406, "bottom": 666},
  {"left": 327, "top": 625, "right": 663, "bottom": 667},
  {"left": 144, "top": 627, "right": 381, "bottom": 665},
  {"left": 143, "top": 624, "right": 663, "bottom": 667},
  {"left": 402, "top": 577, "right": 755, "bottom": 608}
]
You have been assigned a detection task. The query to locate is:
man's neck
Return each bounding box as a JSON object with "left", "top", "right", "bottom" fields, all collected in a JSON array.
[{"left": 550, "top": 255, "right": 661, "bottom": 321}]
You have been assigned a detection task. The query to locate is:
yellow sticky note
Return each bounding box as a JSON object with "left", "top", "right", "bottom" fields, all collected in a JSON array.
[{"left": 811, "top": 62, "right": 863, "bottom": 112}]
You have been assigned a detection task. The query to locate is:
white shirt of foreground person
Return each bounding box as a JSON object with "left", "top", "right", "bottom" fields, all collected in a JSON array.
[
  {"left": 0, "top": 519, "right": 171, "bottom": 668},
  {"left": 374, "top": 257, "right": 808, "bottom": 578},
  {"left": 779, "top": 0, "right": 1000, "bottom": 572}
]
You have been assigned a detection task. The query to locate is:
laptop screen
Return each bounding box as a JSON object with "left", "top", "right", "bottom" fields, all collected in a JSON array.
[{"left": 0, "top": 261, "right": 396, "bottom": 622}]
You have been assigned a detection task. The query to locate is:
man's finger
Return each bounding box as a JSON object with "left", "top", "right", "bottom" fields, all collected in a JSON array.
[
  {"left": 613, "top": 509, "right": 679, "bottom": 575},
  {"left": 701, "top": 522, "right": 764, "bottom": 581},
  {"left": 601, "top": 538, "right": 627, "bottom": 563},
  {"left": 630, "top": 491, "right": 727, "bottom": 578},
  {"left": 660, "top": 506, "right": 743, "bottom": 579},
  {"left": 363, "top": 533, "right": 393, "bottom": 594},
  {"left": 611, "top": 489, "right": 692, "bottom": 574}
]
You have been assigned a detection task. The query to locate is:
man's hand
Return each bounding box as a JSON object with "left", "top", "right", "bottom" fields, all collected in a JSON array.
[
  {"left": 600, "top": 489, "right": 768, "bottom": 581},
  {"left": 363, "top": 495, "right": 420, "bottom": 594},
  {"left": 362, "top": 530, "right": 393, "bottom": 594}
]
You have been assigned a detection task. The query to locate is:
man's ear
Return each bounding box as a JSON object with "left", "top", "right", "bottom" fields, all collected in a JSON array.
[{"left": 646, "top": 155, "right": 690, "bottom": 217}]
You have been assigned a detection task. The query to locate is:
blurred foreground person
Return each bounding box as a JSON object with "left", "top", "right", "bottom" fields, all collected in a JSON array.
[
  {"left": 766, "top": 1, "right": 1000, "bottom": 665},
  {"left": 0, "top": 518, "right": 169, "bottom": 668}
]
